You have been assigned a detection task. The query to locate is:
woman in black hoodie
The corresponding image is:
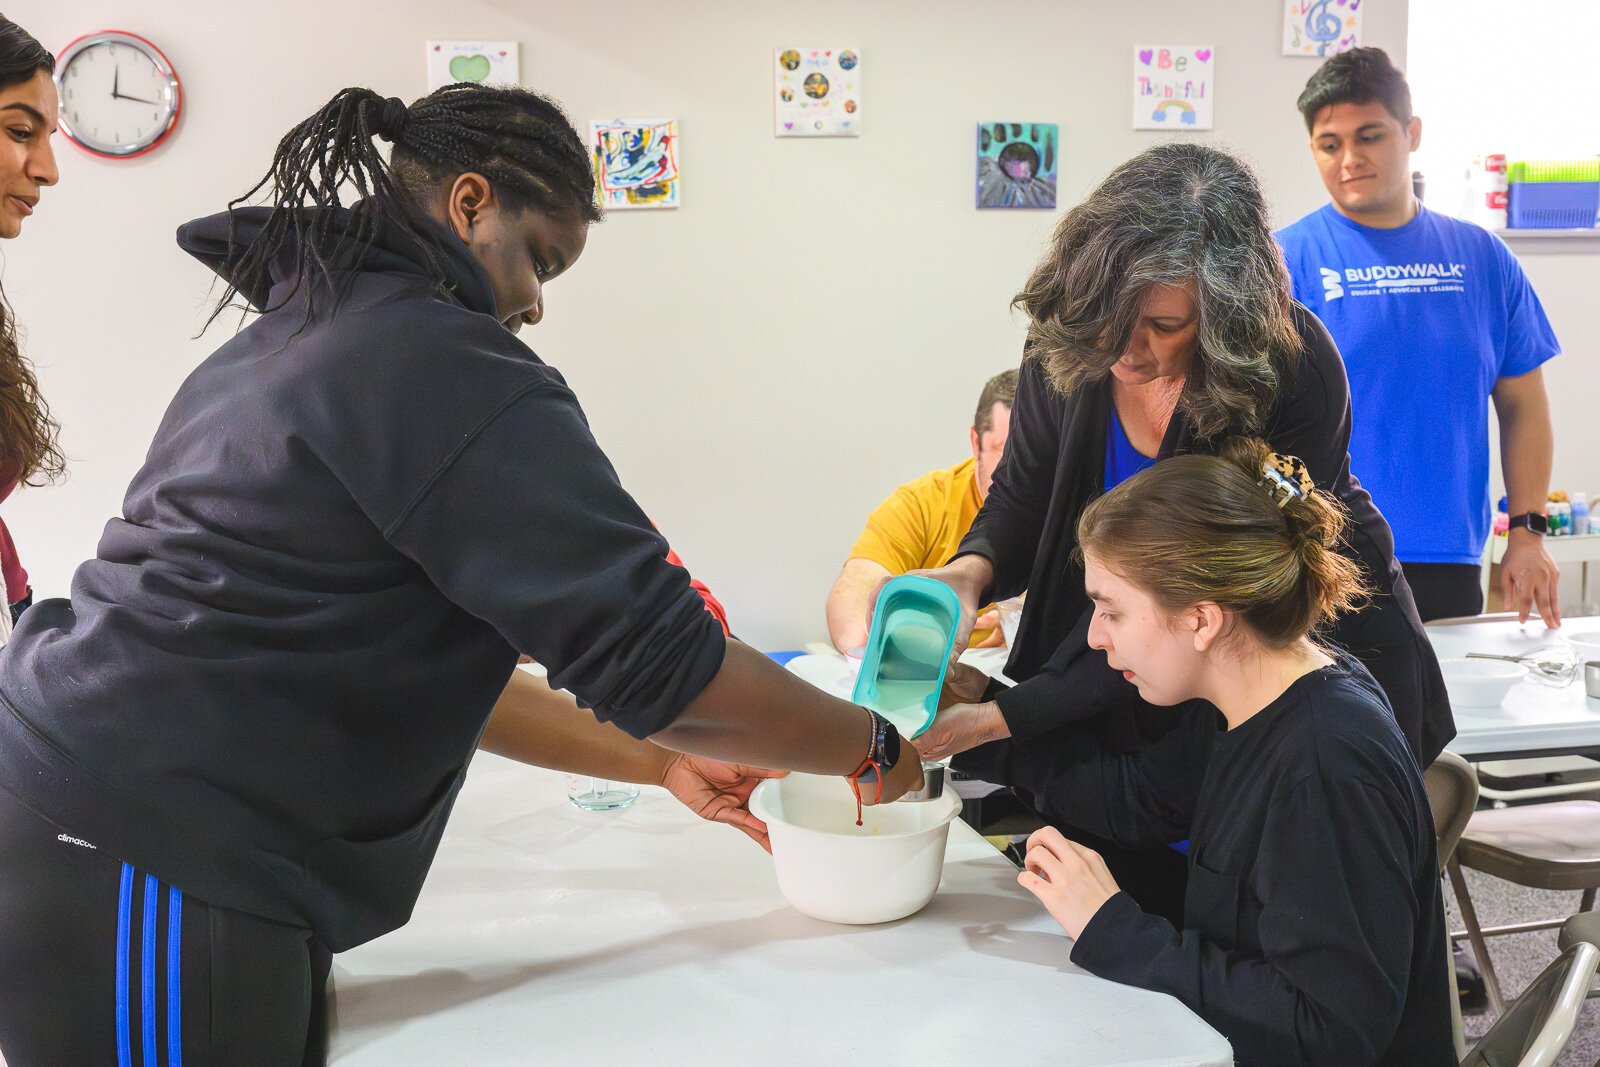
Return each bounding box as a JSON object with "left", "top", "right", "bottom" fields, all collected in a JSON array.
[{"left": 0, "top": 84, "right": 919, "bottom": 1066}]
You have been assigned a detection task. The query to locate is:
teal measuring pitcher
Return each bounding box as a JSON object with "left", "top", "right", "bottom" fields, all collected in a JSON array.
[{"left": 850, "top": 575, "right": 961, "bottom": 739}]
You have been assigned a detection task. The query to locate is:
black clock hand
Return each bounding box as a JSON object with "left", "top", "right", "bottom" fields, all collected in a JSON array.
[
  {"left": 112, "top": 65, "right": 120, "bottom": 99},
  {"left": 118, "top": 92, "right": 159, "bottom": 106}
]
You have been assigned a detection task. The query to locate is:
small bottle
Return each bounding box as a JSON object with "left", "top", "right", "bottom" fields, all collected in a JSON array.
[
  {"left": 1551, "top": 501, "right": 1571, "bottom": 536},
  {"left": 1493, "top": 496, "right": 1510, "bottom": 536},
  {"left": 1465, "top": 151, "right": 1504, "bottom": 230},
  {"left": 1468, "top": 154, "right": 1509, "bottom": 230},
  {"left": 1573, "top": 492, "right": 1590, "bottom": 537}
]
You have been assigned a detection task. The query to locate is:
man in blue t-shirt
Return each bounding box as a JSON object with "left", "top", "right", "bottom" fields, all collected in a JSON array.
[{"left": 1277, "top": 48, "right": 1562, "bottom": 625}]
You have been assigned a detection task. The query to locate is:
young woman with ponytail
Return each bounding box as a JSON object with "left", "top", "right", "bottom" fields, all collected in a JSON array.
[
  {"left": 0, "top": 84, "right": 918, "bottom": 1065},
  {"left": 0, "top": 15, "right": 63, "bottom": 637},
  {"left": 958, "top": 439, "right": 1453, "bottom": 1066}
]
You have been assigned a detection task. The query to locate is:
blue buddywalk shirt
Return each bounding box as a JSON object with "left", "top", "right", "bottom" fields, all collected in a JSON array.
[{"left": 1277, "top": 204, "right": 1559, "bottom": 564}]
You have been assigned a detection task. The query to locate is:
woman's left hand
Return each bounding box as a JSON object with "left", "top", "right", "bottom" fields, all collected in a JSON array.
[
  {"left": 660, "top": 754, "right": 787, "bottom": 852},
  {"left": 1017, "top": 826, "right": 1121, "bottom": 939}
]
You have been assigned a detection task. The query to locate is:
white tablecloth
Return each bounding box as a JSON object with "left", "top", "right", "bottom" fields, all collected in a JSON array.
[{"left": 329, "top": 754, "right": 1231, "bottom": 1065}]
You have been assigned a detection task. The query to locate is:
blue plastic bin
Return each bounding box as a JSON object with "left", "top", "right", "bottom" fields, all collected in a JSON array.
[{"left": 1506, "top": 181, "right": 1600, "bottom": 229}]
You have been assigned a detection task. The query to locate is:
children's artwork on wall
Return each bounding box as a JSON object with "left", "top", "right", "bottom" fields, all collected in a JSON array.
[
  {"left": 591, "top": 119, "right": 680, "bottom": 210},
  {"left": 1132, "top": 46, "right": 1214, "bottom": 131},
  {"left": 1282, "top": 0, "right": 1362, "bottom": 57},
  {"left": 976, "top": 123, "right": 1059, "bottom": 209},
  {"left": 774, "top": 48, "right": 861, "bottom": 137},
  {"left": 426, "top": 41, "right": 520, "bottom": 90}
]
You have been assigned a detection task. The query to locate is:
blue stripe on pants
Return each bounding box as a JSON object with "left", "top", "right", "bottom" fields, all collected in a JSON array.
[
  {"left": 142, "top": 874, "right": 159, "bottom": 1065},
  {"left": 168, "top": 885, "right": 184, "bottom": 1067},
  {"left": 116, "top": 863, "right": 133, "bottom": 1067}
]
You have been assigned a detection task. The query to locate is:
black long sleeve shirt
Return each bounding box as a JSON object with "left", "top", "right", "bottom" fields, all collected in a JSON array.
[
  {"left": 957, "top": 306, "right": 1454, "bottom": 764},
  {"left": 957, "top": 656, "right": 1454, "bottom": 1067},
  {"left": 0, "top": 208, "right": 726, "bottom": 950}
]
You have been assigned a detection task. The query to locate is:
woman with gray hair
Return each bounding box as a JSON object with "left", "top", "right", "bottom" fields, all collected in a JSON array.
[{"left": 913, "top": 143, "right": 1451, "bottom": 918}]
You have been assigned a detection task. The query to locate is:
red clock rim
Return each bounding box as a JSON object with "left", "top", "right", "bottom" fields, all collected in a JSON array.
[{"left": 54, "top": 28, "right": 183, "bottom": 160}]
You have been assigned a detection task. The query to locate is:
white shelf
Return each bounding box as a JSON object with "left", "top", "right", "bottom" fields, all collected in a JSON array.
[
  {"left": 1495, "top": 228, "right": 1600, "bottom": 252},
  {"left": 1488, "top": 533, "right": 1600, "bottom": 565}
]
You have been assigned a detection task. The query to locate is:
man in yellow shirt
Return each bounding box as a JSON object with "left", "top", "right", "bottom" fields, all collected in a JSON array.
[{"left": 827, "top": 369, "right": 1017, "bottom": 653}]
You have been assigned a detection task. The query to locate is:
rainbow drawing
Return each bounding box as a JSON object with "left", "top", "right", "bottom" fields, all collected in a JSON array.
[
  {"left": 1132, "top": 45, "right": 1215, "bottom": 131},
  {"left": 1150, "top": 100, "right": 1197, "bottom": 125}
]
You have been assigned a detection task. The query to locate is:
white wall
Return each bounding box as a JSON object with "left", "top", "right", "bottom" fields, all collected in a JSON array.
[
  {"left": 1407, "top": 0, "right": 1600, "bottom": 546},
  {"left": 35, "top": 0, "right": 1596, "bottom": 652}
]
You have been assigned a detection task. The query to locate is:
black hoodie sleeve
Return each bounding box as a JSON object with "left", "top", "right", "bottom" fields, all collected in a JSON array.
[
  {"left": 991, "top": 616, "right": 1141, "bottom": 741},
  {"left": 382, "top": 379, "right": 726, "bottom": 740},
  {"left": 953, "top": 706, "right": 1211, "bottom": 846}
]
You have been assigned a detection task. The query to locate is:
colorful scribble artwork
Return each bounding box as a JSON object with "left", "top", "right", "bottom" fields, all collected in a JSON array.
[
  {"left": 1283, "top": 0, "right": 1362, "bottom": 57},
  {"left": 774, "top": 47, "right": 860, "bottom": 137},
  {"left": 976, "top": 123, "right": 1058, "bottom": 209},
  {"left": 1132, "top": 46, "right": 1215, "bottom": 131},
  {"left": 591, "top": 119, "right": 680, "bottom": 210}
]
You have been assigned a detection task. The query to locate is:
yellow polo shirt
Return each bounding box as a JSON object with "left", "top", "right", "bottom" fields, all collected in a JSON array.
[{"left": 848, "top": 457, "right": 996, "bottom": 644}]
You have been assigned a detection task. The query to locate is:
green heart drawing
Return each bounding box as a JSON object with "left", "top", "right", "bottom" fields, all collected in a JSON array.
[{"left": 449, "top": 54, "right": 492, "bottom": 82}]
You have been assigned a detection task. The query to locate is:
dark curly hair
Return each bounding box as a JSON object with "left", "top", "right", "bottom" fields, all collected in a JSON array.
[
  {"left": 1012, "top": 143, "right": 1301, "bottom": 440},
  {"left": 0, "top": 13, "right": 63, "bottom": 486}
]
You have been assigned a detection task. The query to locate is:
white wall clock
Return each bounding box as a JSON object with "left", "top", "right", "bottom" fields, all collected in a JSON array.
[{"left": 54, "top": 31, "right": 182, "bottom": 159}]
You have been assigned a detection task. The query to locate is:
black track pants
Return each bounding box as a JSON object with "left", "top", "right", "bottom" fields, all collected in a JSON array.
[{"left": 0, "top": 787, "right": 331, "bottom": 1066}]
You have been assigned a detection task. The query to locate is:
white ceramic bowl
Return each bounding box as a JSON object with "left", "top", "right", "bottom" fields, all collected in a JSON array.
[
  {"left": 1440, "top": 657, "right": 1528, "bottom": 708},
  {"left": 750, "top": 772, "right": 961, "bottom": 925},
  {"left": 1567, "top": 633, "right": 1600, "bottom": 661}
]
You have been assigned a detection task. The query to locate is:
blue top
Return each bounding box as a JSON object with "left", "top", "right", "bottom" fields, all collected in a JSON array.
[
  {"left": 1104, "top": 405, "right": 1157, "bottom": 491},
  {"left": 1277, "top": 204, "right": 1559, "bottom": 564}
]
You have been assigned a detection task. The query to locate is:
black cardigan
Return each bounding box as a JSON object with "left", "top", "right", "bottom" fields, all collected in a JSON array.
[{"left": 957, "top": 303, "right": 1454, "bottom": 764}]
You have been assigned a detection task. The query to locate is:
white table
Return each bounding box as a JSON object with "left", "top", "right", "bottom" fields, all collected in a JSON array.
[
  {"left": 329, "top": 754, "right": 1232, "bottom": 1065},
  {"left": 1430, "top": 614, "right": 1600, "bottom": 762}
]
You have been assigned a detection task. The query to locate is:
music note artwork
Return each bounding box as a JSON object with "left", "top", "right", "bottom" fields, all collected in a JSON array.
[
  {"left": 1283, "top": 0, "right": 1362, "bottom": 58},
  {"left": 1132, "top": 45, "right": 1215, "bottom": 131}
]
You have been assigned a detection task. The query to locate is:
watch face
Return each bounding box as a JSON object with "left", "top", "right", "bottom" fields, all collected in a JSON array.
[
  {"left": 881, "top": 721, "right": 901, "bottom": 769},
  {"left": 1511, "top": 512, "right": 1549, "bottom": 534},
  {"left": 56, "top": 32, "right": 181, "bottom": 158}
]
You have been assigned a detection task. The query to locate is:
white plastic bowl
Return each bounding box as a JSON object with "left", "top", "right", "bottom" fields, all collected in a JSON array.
[
  {"left": 1440, "top": 657, "right": 1528, "bottom": 708},
  {"left": 750, "top": 772, "right": 961, "bottom": 925}
]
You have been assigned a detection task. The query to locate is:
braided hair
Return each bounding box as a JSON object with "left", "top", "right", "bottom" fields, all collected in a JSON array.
[
  {"left": 209, "top": 82, "right": 601, "bottom": 329},
  {"left": 0, "top": 13, "right": 63, "bottom": 487}
]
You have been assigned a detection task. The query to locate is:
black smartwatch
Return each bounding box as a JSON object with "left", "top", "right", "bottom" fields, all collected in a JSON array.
[
  {"left": 851, "top": 709, "right": 902, "bottom": 785},
  {"left": 1509, "top": 512, "right": 1549, "bottom": 536}
]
